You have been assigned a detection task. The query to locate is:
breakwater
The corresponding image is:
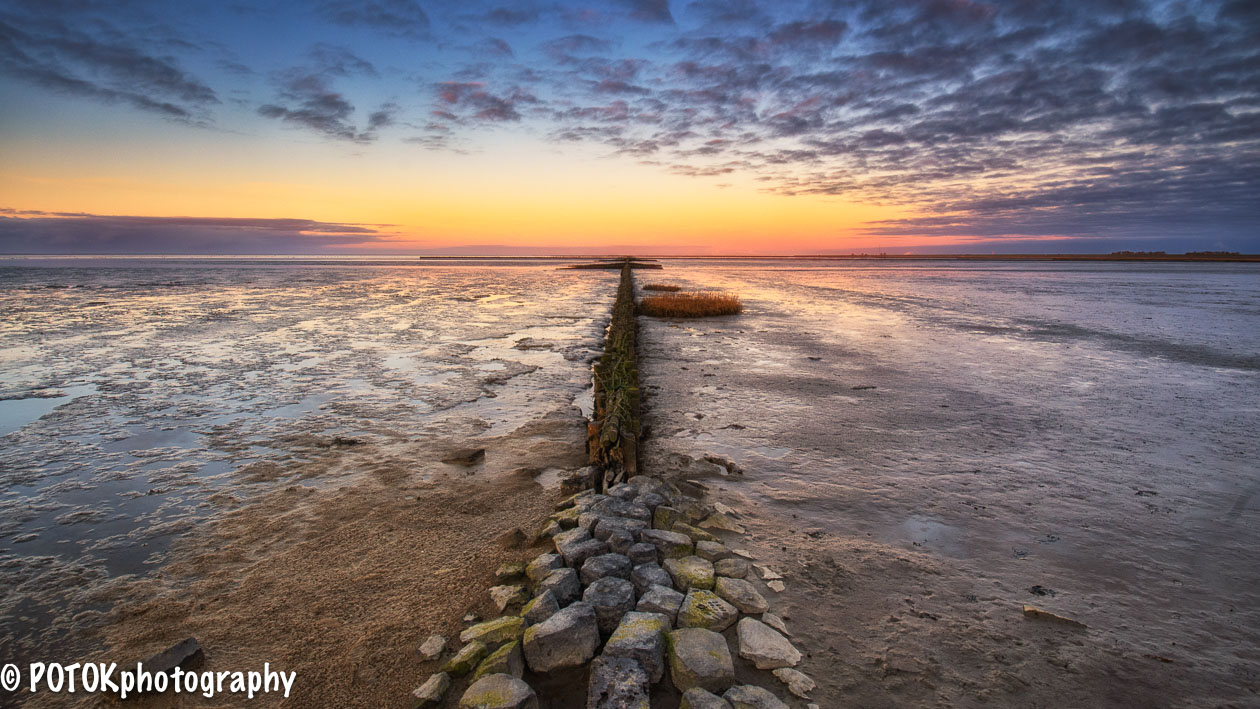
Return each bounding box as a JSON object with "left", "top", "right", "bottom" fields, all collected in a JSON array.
[
  {"left": 588, "top": 262, "right": 641, "bottom": 492},
  {"left": 403, "top": 262, "right": 813, "bottom": 708}
]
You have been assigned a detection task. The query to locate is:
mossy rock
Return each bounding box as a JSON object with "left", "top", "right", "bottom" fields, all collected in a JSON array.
[{"left": 442, "top": 641, "right": 488, "bottom": 677}]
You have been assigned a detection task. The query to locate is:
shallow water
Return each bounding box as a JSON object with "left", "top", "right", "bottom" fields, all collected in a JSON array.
[
  {"left": 639, "top": 259, "right": 1260, "bottom": 706},
  {"left": 0, "top": 258, "right": 614, "bottom": 662}
]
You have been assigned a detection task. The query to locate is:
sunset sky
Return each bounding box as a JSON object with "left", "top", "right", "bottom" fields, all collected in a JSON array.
[{"left": 1, "top": 0, "right": 1257, "bottom": 254}]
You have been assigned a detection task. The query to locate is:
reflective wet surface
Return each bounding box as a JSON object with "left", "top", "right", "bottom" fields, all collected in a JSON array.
[
  {"left": 640, "top": 259, "right": 1260, "bottom": 706},
  {"left": 0, "top": 258, "right": 613, "bottom": 662}
]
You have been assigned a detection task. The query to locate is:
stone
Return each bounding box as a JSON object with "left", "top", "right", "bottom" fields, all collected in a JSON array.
[
  {"left": 586, "top": 656, "right": 650, "bottom": 709},
  {"left": 640, "top": 529, "right": 694, "bottom": 559},
  {"left": 553, "top": 527, "right": 593, "bottom": 555},
  {"left": 673, "top": 522, "right": 718, "bottom": 543},
  {"left": 713, "top": 558, "right": 749, "bottom": 579},
  {"left": 574, "top": 493, "right": 609, "bottom": 511},
  {"left": 522, "top": 602, "right": 600, "bottom": 673},
  {"left": 489, "top": 585, "right": 529, "bottom": 613},
  {"left": 667, "top": 628, "right": 735, "bottom": 693},
  {"left": 608, "top": 483, "right": 639, "bottom": 500},
  {"left": 410, "top": 672, "right": 450, "bottom": 708},
  {"left": 555, "top": 490, "right": 591, "bottom": 511},
  {"left": 677, "top": 590, "right": 739, "bottom": 632},
  {"left": 636, "top": 584, "right": 685, "bottom": 624},
  {"left": 458, "top": 674, "right": 538, "bottom": 709},
  {"left": 472, "top": 641, "right": 524, "bottom": 681},
  {"left": 653, "top": 505, "right": 681, "bottom": 530},
  {"left": 713, "top": 577, "right": 768, "bottom": 614},
  {"left": 731, "top": 549, "right": 754, "bottom": 559},
  {"left": 603, "top": 611, "right": 669, "bottom": 683},
  {"left": 139, "top": 637, "right": 204, "bottom": 675},
  {"left": 520, "top": 590, "right": 559, "bottom": 626},
  {"left": 607, "top": 528, "right": 635, "bottom": 555},
  {"left": 525, "top": 553, "right": 564, "bottom": 583},
  {"left": 535, "top": 568, "right": 581, "bottom": 606},
  {"left": 442, "top": 641, "right": 488, "bottom": 676},
  {"left": 581, "top": 553, "right": 633, "bottom": 586},
  {"left": 754, "top": 565, "right": 784, "bottom": 581},
  {"left": 539, "top": 520, "right": 563, "bottom": 538},
  {"left": 583, "top": 576, "right": 636, "bottom": 635},
  {"left": 761, "top": 613, "right": 791, "bottom": 637},
  {"left": 627, "top": 543, "right": 657, "bottom": 565},
  {"left": 460, "top": 616, "right": 525, "bottom": 645},
  {"left": 695, "top": 541, "right": 729, "bottom": 562},
  {"left": 638, "top": 492, "right": 666, "bottom": 511},
  {"left": 767, "top": 581, "right": 786, "bottom": 593},
  {"left": 723, "top": 685, "right": 789, "bottom": 709},
  {"left": 419, "top": 635, "right": 446, "bottom": 660},
  {"left": 712, "top": 502, "right": 737, "bottom": 516},
  {"left": 579, "top": 512, "right": 602, "bottom": 531},
  {"left": 698, "top": 513, "right": 745, "bottom": 534},
  {"left": 630, "top": 563, "right": 673, "bottom": 595},
  {"left": 594, "top": 516, "right": 649, "bottom": 541},
  {"left": 442, "top": 448, "right": 485, "bottom": 466},
  {"left": 550, "top": 506, "right": 581, "bottom": 529},
  {"left": 564, "top": 539, "right": 611, "bottom": 568},
  {"left": 680, "top": 688, "right": 732, "bottom": 709},
  {"left": 736, "top": 618, "right": 801, "bottom": 670},
  {"left": 664, "top": 556, "right": 715, "bottom": 591},
  {"left": 496, "top": 562, "right": 526, "bottom": 581},
  {"left": 595, "top": 498, "right": 652, "bottom": 522},
  {"left": 772, "top": 668, "right": 815, "bottom": 698}
]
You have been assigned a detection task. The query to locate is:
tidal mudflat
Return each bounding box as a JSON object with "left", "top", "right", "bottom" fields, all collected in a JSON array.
[
  {"left": 639, "top": 259, "right": 1260, "bottom": 707},
  {"left": 0, "top": 258, "right": 614, "bottom": 705}
]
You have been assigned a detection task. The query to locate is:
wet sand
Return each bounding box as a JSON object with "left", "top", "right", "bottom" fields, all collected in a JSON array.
[{"left": 638, "top": 261, "right": 1260, "bottom": 707}]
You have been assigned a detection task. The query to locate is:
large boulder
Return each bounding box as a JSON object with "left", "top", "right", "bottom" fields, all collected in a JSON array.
[
  {"left": 677, "top": 590, "right": 739, "bottom": 632},
  {"left": 594, "top": 516, "right": 648, "bottom": 541},
  {"left": 735, "top": 618, "right": 801, "bottom": 670},
  {"left": 553, "top": 527, "right": 592, "bottom": 555},
  {"left": 583, "top": 576, "right": 636, "bottom": 635},
  {"left": 607, "top": 528, "right": 635, "bottom": 555},
  {"left": 563, "top": 539, "right": 611, "bottom": 568},
  {"left": 460, "top": 616, "right": 525, "bottom": 645},
  {"left": 520, "top": 590, "right": 559, "bottom": 626},
  {"left": 489, "top": 585, "right": 529, "bottom": 613},
  {"left": 458, "top": 674, "right": 538, "bottom": 709},
  {"left": 723, "top": 685, "right": 789, "bottom": 709},
  {"left": 607, "top": 483, "right": 639, "bottom": 500},
  {"left": 628, "top": 543, "right": 658, "bottom": 566},
  {"left": 680, "top": 688, "right": 732, "bottom": 709},
  {"left": 585, "top": 656, "right": 650, "bottom": 709},
  {"left": 535, "top": 568, "right": 581, "bottom": 606},
  {"left": 640, "top": 529, "right": 693, "bottom": 559},
  {"left": 672, "top": 522, "right": 718, "bottom": 544},
  {"left": 442, "top": 641, "right": 488, "bottom": 677},
  {"left": 664, "top": 556, "right": 715, "bottom": 591},
  {"left": 522, "top": 602, "right": 600, "bottom": 672},
  {"left": 410, "top": 672, "right": 450, "bottom": 708},
  {"left": 653, "top": 505, "right": 681, "bottom": 531},
  {"left": 472, "top": 641, "right": 524, "bottom": 681},
  {"left": 667, "top": 628, "right": 735, "bottom": 694},
  {"left": 581, "top": 553, "right": 633, "bottom": 586},
  {"left": 694, "top": 541, "right": 729, "bottom": 562},
  {"left": 713, "top": 577, "right": 768, "bottom": 614},
  {"left": 593, "top": 498, "right": 651, "bottom": 522},
  {"left": 602, "top": 611, "right": 669, "bottom": 682},
  {"left": 525, "top": 553, "right": 565, "bottom": 583},
  {"left": 630, "top": 563, "right": 673, "bottom": 595},
  {"left": 713, "top": 558, "right": 749, "bottom": 579},
  {"left": 636, "top": 584, "right": 685, "bottom": 625}
]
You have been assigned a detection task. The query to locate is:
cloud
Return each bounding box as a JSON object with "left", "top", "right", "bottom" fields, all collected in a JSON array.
[
  {"left": 257, "top": 65, "right": 396, "bottom": 142},
  {"left": 309, "top": 43, "right": 378, "bottom": 77},
  {"left": 434, "top": 81, "right": 538, "bottom": 122},
  {"left": 0, "top": 212, "right": 387, "bottom": 254},
  {"left": 317, "top": 0, "right": 430, "bottom": 38},
  {"left": 540, "top": 34, "right": 614, "bottom": 64},
  {"left": 0, "top": 5, "right": 218, "bottom": 122},
  {"left": 618, "top": 0, "right": 675, "bottom": 24}
]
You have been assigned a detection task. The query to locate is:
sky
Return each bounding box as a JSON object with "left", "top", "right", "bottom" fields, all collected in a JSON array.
[{"left": 0, "top": 0, "right": 1257, "bottom": 255}]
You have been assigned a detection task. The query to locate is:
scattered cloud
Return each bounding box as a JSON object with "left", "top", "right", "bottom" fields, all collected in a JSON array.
[
  {"left": 317, "top": 0, "right": 430, "bottom": 39},
  {"left": 0, "top": 212, "right": 387, "bottom": 254}
]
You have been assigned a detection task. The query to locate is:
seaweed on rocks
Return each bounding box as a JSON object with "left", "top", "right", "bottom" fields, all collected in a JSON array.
[{"left": 589, "top": 262, "right": 641, "bottom": 491}]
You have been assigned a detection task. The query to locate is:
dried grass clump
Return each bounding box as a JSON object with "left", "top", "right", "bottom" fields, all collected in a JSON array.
[
  {"left": 638, "top": 291, "right": 743, "bottom": 318},
  {"left": 642, "top": 283, "right": 682, "bottom": 292}
]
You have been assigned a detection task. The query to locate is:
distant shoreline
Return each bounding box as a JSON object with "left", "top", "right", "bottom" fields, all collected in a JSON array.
[{"left": 2, "top": 253, "right": 1258, "bottom": 263}]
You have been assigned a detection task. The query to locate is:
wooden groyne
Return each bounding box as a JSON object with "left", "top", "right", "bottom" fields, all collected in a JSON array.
[{"left": 589, "top": 262, "right": 641, "bottom": 492}]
